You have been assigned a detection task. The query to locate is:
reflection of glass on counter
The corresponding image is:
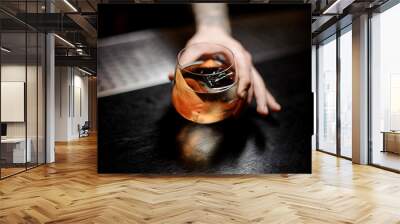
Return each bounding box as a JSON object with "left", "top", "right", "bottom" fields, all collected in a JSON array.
[{"left": 177, "top": 124, "right": 223, "bottom": 168}]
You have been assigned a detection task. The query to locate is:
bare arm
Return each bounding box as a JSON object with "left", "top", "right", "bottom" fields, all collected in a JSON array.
[
  {"left": 192, "top": 3, "right": 231, "bottom": 34},
  {"left": 178, "top": 3, "right": 281, "bottom": 115}
]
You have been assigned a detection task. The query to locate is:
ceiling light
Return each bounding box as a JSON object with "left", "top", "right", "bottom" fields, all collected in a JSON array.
[
  {"left": 78, "top": 67, "right": 93, "bottom": 76},
  {"left": 323, "top": 0, "right": 342, "bottom": 14},
  {"left": 76, "top": 48, "right": 85, "bottom": 55},
  {"left": 1, "top": 47, "right": 11, "bottom": 53},
  {"left": 54, "top": 34, "right": 75, "bottom": 48},
  {"left": 63, "top": 0, "right": 78, "bottom": 12},
  {"left": 322, "top": 0, "right": 354, "bottom": 15}
]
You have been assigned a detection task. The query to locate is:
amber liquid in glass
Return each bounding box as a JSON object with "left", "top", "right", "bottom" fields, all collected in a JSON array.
[{"left": 172, "top": 58, "right": 242, "bottom": 124}]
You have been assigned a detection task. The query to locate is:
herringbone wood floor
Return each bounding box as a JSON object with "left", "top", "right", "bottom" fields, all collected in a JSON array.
[{"left": 1, "top": 134, "right": 400, "bottom": 224}]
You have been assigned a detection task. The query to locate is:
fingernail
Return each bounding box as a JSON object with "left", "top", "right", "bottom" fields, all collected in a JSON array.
[
  {"left": 258, "top": 105, "right": 268, "bottom": 115},
  {"left": 263, "top": 106, "right": 269, "bottom": 114}
]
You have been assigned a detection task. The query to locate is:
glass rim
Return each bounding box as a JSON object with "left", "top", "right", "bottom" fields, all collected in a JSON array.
[{"left": 176, "top": 42, "right": 236, "bottom": 77}]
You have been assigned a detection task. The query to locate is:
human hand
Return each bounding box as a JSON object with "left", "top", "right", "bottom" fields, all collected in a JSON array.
[{"left": 169, "top": 26, "right": 281, "bottom": 115}]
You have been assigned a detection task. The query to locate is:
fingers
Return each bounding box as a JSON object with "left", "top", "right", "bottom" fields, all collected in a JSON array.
[
  {"left": 251, "top": 67, "right": 281, "bottom": 115},
  {"left": 266, "top": 88, "right": 281, "bottom": 112},
  {"left": 252, "top": 68, "right": 269, "bottom": 115},
  {"left": 179, "top": 49, "right": 203, "bottom": 67},
  {"left": 236, "top": 49, "right": 252, "bottom": 98},
  {"left": 179, "top": 43, "right": 216, "bottom": 66},
  {"left": 247, "top": 85, "right": 253, "bottom": 104}
]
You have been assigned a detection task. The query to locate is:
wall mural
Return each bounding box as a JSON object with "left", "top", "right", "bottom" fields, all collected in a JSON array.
[{"left": 97, "top": 4, "right": 312, "bottom": 174}]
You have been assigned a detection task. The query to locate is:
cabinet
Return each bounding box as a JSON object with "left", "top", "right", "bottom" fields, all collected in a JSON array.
[{"left": 382, "top": 132, "right": 400, "bottom": 154}]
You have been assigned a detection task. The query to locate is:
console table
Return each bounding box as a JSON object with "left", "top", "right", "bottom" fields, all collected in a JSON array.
[
  {"left": 382, "top": 131, "right": 400, "bottom": 154},
  {"left": 1, "top": 138, "right": 32, "bottom": 164}
]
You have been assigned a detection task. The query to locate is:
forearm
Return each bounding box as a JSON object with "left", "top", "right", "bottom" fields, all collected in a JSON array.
[{"left": 192, "top": 3, "right": 231, "bottom": 34}]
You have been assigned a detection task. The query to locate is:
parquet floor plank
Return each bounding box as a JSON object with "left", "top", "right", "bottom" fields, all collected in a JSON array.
[{"left": 0, "top": 135, "right": 400, "bottom": 223}]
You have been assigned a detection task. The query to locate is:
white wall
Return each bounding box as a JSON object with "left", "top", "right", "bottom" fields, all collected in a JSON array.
[
  {"left": 1, "top": 65, "right": 37, "bottom": 138},
  {"left": 71, "top": 73, "right": 89, "bottom": 138},
  {"left": 55, "top": 66, "right": 71, "bottom": 141},
  {"left": 55, "top": 66, "right": 89, "bottom": 141},
  {"left": 1, "top": 82, "right": 25, "bottom": 122},
  {"left": 1, "top": 65, "right": 26, "bottom": 140},
  {"left": 1, "top": 66, "right": 26, "bottom": 138},
  {"left": 1, "top": 63, "right": 46, "bottom": 164},
  {"left": 77, "top": 72, "right": 89, "bottom": 138}
]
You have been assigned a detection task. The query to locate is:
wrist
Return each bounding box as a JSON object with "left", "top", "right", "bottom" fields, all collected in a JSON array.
[{"left": 197, "top": 25, "right": 230, "bottom": 35}]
